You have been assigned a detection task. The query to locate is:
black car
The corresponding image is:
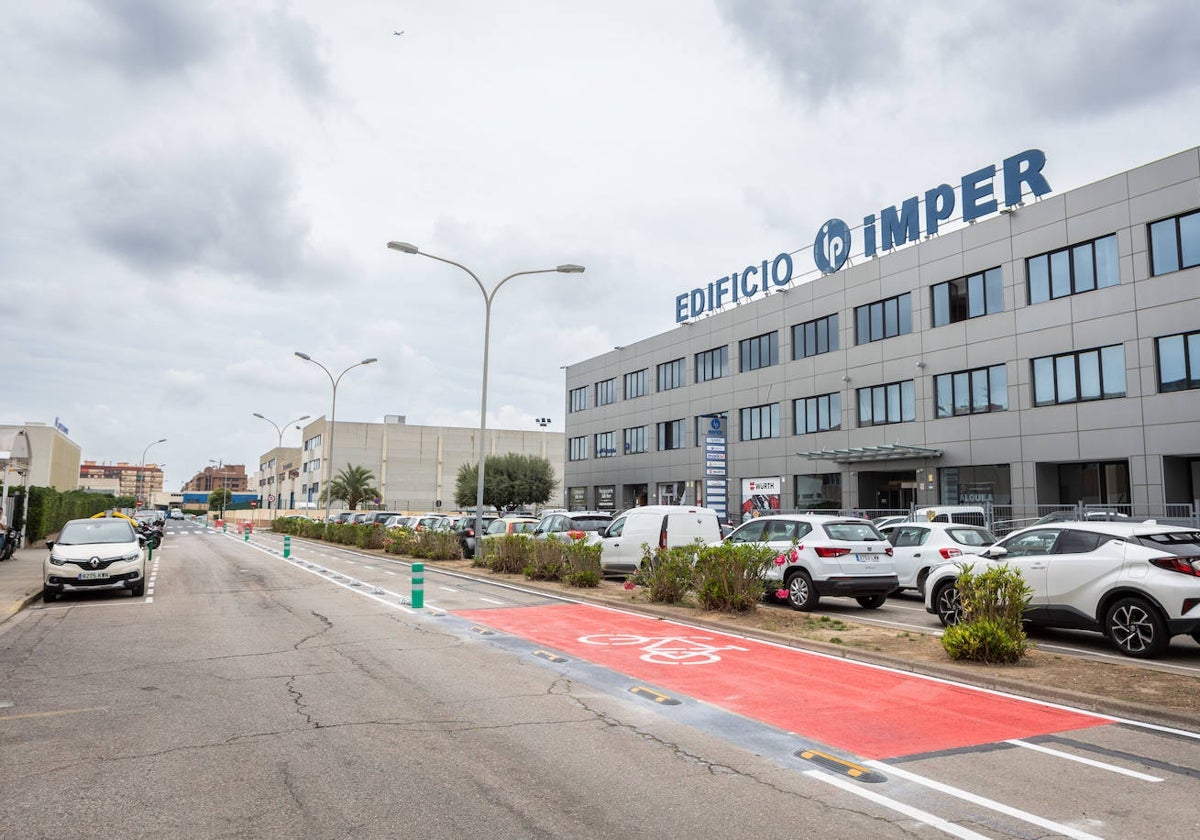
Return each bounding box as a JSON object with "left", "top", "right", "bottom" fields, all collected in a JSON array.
[{"left": 455, "top": 515, "right": 499, "bottom": 558}]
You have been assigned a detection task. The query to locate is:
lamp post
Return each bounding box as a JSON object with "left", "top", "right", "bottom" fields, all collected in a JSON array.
[
  {"left": 140, "top": 438, "right": 166, "bottom": 509},
  {"left": 535, "top": 417, "right": 551, "bottom": 462},
  {"left": 294, "top": 353, "right": 378, "bottom": 522},
  {"left": 387, "top": 241, "right": 584, "bottom": 542},
  {"left": 253, "top": 413, "right": 310, "bottom": 520}
]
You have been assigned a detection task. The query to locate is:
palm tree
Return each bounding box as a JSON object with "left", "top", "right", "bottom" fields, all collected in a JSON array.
[{"left": 322, "top": 465, "right": 379, "bottom": 510}]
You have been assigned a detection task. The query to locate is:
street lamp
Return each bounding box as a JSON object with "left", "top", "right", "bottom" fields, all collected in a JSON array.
[
  {"left": 208, "top": 458, "right": 227, "bottom": 520},
  {"left": 140, "top": 438, "right": 166, "bottom": 509},
  {"left": 294, "top": 352, "right": 378, "bottom": 522},
  {"left": 387, "top": 241, "right": 584, "bottom": 543},
  {"left": 253, "top": 412, "right": 310, "bottom": 520}
]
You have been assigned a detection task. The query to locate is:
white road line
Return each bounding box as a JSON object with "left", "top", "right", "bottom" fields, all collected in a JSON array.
[
  {"left": 1005, "top": 739, "right": 1162, "bottom": 781},
  {"left": 865, "top": 760, "right": 1104, "bottom": 839},
  {"left": 803, "top": 770, "right": 989, "bottom": 839},
  {"left": 439, "top": 586, "right": 459, "bottom": 592},
  {"left": 479, "top": 597, "right": 504, "bottom": 605},
  {"left": 384, "top": 570, "right": 396, "bottom": 575}
]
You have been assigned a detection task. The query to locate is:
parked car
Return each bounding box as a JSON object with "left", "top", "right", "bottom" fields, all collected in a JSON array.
[
  {"left": 456, "top": 515, "right": 499, "bottom": 559},
  {"left": 912, "top": 506, "right": 987, "bottom": 526},
  {"left": 924, "top": 521, "right": 1200, "bottom": 658},
  {"left": 879, "top": 521, "right": 996, "bottom": 595},
  {"left": 533, "top": 511, "right": 613, "bottom": 542},
  {"left": 414, "top": 514, "right": 452, "bottom": 532},
  {"left": 384, "top": 515, "right": 419, "bottom": 529},
  {"left": 1034, "top": 509, "right": 1131, "bottom": 525},
  {"left": 596, "top": 505, "right": 722, "bottom": 575},
  {"left": 43, "top": 517, "right": 148, "bottom": 603},
  {"left": 361, "top": 511, "right": 404, "bottom": 526},
  {"left": 483, "top": 517, "right": 540, "bottom": 538},
  {"left": 724, "top": 514, "right": 896, "bottom": 610}
]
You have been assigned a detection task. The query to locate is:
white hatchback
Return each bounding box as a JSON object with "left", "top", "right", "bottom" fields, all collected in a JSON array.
[
  {"left": 879, "top": 521, "right": 996, "bottom": 595},
  {"left": 725, "top": 514, "right": 896, "bottom": 611},
  {"left": 44, "top": 517, "right": 147, "bottom": 603},
  {"left": 924, "top": 521, "right": 1200, "bottom": 658}
]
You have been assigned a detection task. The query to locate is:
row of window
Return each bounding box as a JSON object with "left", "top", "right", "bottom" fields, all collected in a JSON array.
[
  {"left": 566, "top": 331, "right": 1200, "bottom": 458},
  {"left": 568, "top": 209, "right": 1200, "bottom": 413}
]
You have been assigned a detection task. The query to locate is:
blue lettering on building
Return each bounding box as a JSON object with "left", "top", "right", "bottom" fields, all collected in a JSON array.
[{"left": 673, "top": 149, "right": 1051, "bottom": 319}]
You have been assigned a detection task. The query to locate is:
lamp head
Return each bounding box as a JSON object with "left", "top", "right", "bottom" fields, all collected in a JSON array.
[
  {"left": 361, "top": 357, "right": 378, "bottom": 365},
  {"left": 387, "top": 241, "right": 419, "bottom": 254},
  {"left": 295, "top": 351, "right": 312, "bottom": 361},
  {"left": 253, "top": 412, "right": 265, "bottom": 419},
  {"left": 556, "top": 264, "right": 585, "bottom": 273}
]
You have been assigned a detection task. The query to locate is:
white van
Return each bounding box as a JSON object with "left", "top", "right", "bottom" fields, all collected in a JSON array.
[{"left": 596, "top": 505, "right": 722, "bottom": 575}]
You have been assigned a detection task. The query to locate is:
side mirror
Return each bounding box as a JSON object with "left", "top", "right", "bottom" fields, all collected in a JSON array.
[
  {"left": 985, "top": 545, "right": 1008, "bottom": 558},
  {"left": 45, "top": 539, "right": 55, "bottom": 549},
  {"left": 597, "top": 525, "right": 609, "bottom": 538}
]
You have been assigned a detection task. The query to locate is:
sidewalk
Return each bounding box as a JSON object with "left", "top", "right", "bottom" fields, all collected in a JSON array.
[{"left": 0, "top": 543, "right": 47, "bottom": 625}]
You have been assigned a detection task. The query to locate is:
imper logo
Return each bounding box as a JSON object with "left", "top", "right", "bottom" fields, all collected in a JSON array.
[{"left": 813, "top": 218, "right": 851, "bottom": 274}]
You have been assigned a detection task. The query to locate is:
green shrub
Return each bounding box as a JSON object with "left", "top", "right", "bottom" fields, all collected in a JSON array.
[
  {"left": 941, "top": 563, "right": 1032, "bottom": 663},
  {"left": 632, "top": 544, "right": 698, "bottom": 604},
  {"left": 693, "top": 542, "right": 774, "bottom": 613},
  {"left": 383, "top": 529, "right": 420, "bottom": 556},
  {"left": 942, "top": 617, "right": 1028, "bottom": 664},
  {"left": 482, "top": 534, "right": 535, "bottom": 575},
  {"left": 562, "top": 539, "right": 602, "bottom": 588},
  {"left": 524, "top": 539, "right": 568, "bottom": 581},
  {"left": 418, "top": 530, "right": 463, "bottom": 561},
  {"left": 356, "top": 524, "right": 386, "bottom": 550}
]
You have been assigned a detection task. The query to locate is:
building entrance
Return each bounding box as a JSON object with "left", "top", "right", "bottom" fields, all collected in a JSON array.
[{"left": 857, "top": 470, "right": 917, "bottom": 512}]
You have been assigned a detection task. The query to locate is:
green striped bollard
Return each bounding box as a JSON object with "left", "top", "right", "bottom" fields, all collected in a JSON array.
[
  {"left": 222, "top": 521, "right": 227, "bottom": 533},
  {"left": 244, "top": 524, "right": 250, "bottom": 542},
  {"left": 283, "top": 535, "right": 291, "bottom": 558},
  {"left": 412, "top": 562, "right": 424, "bottom": 609}
]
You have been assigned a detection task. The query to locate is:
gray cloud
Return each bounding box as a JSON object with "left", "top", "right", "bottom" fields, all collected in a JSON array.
[
  {"left": 78, "top": 143, "right": 340, "bottom": 288},
  {"left": 254, "top": 7, "right": 332, "bottom": 102},
  {"left": 715, "top": 0, "right": 903, "bottom": 102},
  {"left": 72, "top": 0, "right": 222, "bottom": 80}
]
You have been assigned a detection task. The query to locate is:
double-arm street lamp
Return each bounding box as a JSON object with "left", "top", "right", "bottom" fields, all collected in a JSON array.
[
  {"left": 294, "top": 353, "right": 378, "bottom": 522},
  {"left": 252, "top": 412, "right": 310, "bottom": 519},
  {"left": 139, "top": 438, "right": 166, "bottom": 508},
  {"left": 208, "top": 458, "right": 226, "bottom": 520},
  {"left": 386, "top": 241, "right": 584, "bottom": 543}
]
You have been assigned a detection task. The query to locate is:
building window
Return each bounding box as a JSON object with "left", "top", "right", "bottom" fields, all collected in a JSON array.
[
  {"left": 624, "top": 369, "right": 647, "bottom": 399},
  {"left": 739, "top": 331, "right": 779, "bottom": 372},
  {"left": 791, "top": 314, "right": 839, "bottom": 360},
  {"left": 1149, "top": 209, "right": 1200, "bottom": 276},
  {"left": 594, "top": 431, "right": 616, "bottom": 458},
  {"left": 656, "top": 419, "right": 685, "bottom": 450},
  {"left": 623, "top": 426, "right": 648, "bottom": 454},
  {"left": 931, "top": 267, "right": 1003, "bottom": 327},
  {"left": 854, "top": 293, "right": 912, "bottom": 344},
  {"left": 933, "top": 364, "right": 1008, "bottom": 417},
  {"left": 568, "top": 436, "right": 588, "bottom": 461},
  {"left": 595, "top": 378, "right": 616, "bottom": 406},
  {"left": 857, "top": 380, "right": 916, "bottom": 427},
  {"left": 695, "top": 346, "right": 729, "bottom": 382},
  {"left": 1032, "top": 345, "right": 1126, "bottom": 406},
  {"left": 1155, "top": 331, "right": 1200, "bottom": 392},
  {"left": 1026, "top": 233, "right": 1119, "bottom": 304},
  {"left": 657, "top": 358, "right": 686, "bottom": 391},
  {"left": 793, "top": 393, "right": 841, "bottom": 434},
  {"left": 739, "top": 404, "right": 780, "bottom": 441},
  {"left": 568, "top": 386, "right": 587, "bottom": 413}
]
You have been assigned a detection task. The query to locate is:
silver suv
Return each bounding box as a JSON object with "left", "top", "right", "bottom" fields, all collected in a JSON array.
[
  {"left": 724, "top": 514, "right": 896, "bottom": 610},
  {"left": 924, "top": 521, "right": 1200, "bottom": 658},
  {"left": 44, "top": 517, "right": 147, "bottom": 603}
]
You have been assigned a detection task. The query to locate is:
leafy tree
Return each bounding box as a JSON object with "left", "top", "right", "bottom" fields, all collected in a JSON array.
[
  {"left": 322, "top": 464, "right": 379, "bottom": 510},
  {"left": 454, "top": 453, "right": 557, "bottom": 511},
  {"left": 208, "top": 487, "right": 231, "bottom": 513}
]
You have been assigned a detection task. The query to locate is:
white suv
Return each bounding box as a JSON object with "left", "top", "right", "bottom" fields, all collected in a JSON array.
[
  {"left": 44, "top": 517, "right": 147, "bottom": 603},
  {"left": 924, "top": 521, "right": 1200, "bottom": 658},
  {"left": 724, "top": 515, "right": 896, "bottom": 610},
  {"left": 879, "top": 521, "right": 996, "bottom": 595}
]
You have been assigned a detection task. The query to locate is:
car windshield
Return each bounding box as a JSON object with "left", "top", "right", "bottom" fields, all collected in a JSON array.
[
  {"left": 511, "top": 521, "right": 538, "bottom": 534},
  {"left": 486, "top": 519, "right": 508, "bottom": 535},
  {"left": 58, "top": 520, "right": 136, "bottom": 545},
  {"left": 823, "top": 521, "right": 884, "bottom": 541}
]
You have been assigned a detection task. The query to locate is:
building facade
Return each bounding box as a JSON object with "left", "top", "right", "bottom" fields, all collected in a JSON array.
[
  {"left": 289, "top": 415, "right": 566, "bottom": 512},
  {"left": 182, "top": 464, "right": 248, "bottom": 494},
  {"left": 564, "top": 147, "right": 1200, "bottom": 523},
  {"left": 80, "top": 460, "right": 165, "bottom": 500},
  {"left": 0, "top": 422, "right": 81, "bottom": 493}
]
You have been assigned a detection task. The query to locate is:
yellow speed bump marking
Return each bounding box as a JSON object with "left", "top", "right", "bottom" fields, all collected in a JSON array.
[
  {"left": 533, "top": 650, "right": 568, "bottom": 663},
  {"left": 629, "top": 686, "right": 681, "bottom": 705},
  {"left": 796, "top": 748, "right": 887, "bottom": 783}
]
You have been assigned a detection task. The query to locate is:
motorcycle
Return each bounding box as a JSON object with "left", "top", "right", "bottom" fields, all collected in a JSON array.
[
  {"left": 137, "top": 521, "right": 163, "bottom": 550},
  {"left": 0, "top": 527, "right": 17, "bottom": 561}
]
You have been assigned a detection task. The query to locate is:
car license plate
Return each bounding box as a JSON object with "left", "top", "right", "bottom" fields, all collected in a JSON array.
[
  {"left": 78, "top": 571, "right": 109, "bottom": 580},
  {"left": 855, "top": 554, "right": 878, "bottom": 563}
]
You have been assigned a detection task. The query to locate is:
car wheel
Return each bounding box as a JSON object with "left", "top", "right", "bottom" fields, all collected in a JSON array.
[
  {"left": 856, "top": 594, "right": 886, "bottom": 609},
  {"left": 1191, "top": 630, "right": 1200, "bottom": 647},
  {"left": 131, "top": 581, "right": 145, "bottom": 597},
  {"left": 42, "top": 585, "right": 58, "bottom": 604},
  {"left": 1105, "top": 597, "right": 1169, "bottom": 659},
  {"left": 784, "top": 570, "right": 819, "bottom": 611},
  {"left": 933, "top": 581, "right": 962, "bottom": 626}
]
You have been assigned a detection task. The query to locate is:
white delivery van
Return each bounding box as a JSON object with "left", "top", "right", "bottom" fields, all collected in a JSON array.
[
  {"left": 912, "top": 506, "right": 987, "bottom": 526},
  {"left": 596, "top": 505, "right": 722, "bottom": 575}
]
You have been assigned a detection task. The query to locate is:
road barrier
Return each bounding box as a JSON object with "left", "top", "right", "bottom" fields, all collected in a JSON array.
[
  {"left": 283, "top": 535, "right": 291, "bottom": 558},
  {"left": 412, "top": 562, "right": 424, "bottom": 609}
]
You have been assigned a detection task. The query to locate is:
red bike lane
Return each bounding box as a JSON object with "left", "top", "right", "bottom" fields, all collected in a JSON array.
[{"left": 454, "top": 602, "right": 1111, "bottom": 760}]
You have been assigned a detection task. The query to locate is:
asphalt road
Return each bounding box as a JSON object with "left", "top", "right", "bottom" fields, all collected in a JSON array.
[{"left": 2, "top": 521, "right": 1198, "bottom": 839}]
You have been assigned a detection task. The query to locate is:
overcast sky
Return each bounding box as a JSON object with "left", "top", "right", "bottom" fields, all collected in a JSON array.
[{"left": 5, "top": 0, "right": 1200, "bottom": 492}]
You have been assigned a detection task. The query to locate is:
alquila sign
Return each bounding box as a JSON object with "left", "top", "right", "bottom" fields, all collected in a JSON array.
[{"left": 674, "top": 149, "right": 1052, "bottom": 323}]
